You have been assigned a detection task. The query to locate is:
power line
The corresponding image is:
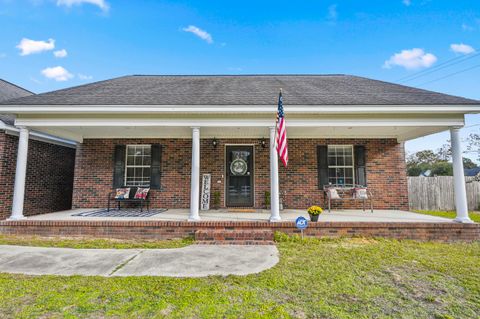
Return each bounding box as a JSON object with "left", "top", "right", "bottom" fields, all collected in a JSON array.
[
  {"left": 398, "top": 52, "right": 480, "bottom": 84},
  {"left": 396, "top": 54, "right": 469, "bottom": 82},
  {"left": 416, "top": 63, "right": 480, "bottom": 87}
]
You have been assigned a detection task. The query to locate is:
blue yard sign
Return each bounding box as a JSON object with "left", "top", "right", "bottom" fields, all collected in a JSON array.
[{"left": 295, "top": 216, "right": 308, "bottom": 230}]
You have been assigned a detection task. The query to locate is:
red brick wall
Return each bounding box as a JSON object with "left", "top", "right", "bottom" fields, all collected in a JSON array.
[
  {"left": 72, "top": 138, "right": 408, "bottom": 210},
  {"left": 0, "top": 132, "right": 76, "bottom": 220},
  {"left": 1, "top": 220, "right": 478, "bottom": 242}
]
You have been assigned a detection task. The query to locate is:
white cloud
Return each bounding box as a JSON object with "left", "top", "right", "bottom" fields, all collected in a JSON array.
[
  {"left": 56, "top": 0, "right": 109, "bottom": 11},
  {"left": 383, "top": 48, "right": 437, "bottom": 70},
  {"left": 16, "top": 38, "right": 55, "bottom": 56},
  {"left": 41, "top": 66, "right": 73, "bottom": 81},
  {"left": 78, "top": 73, "right": 93, "bottom": 80},
  {"left": 327, "top": 4, "right": 337, "bottom": 22},
  {"left": 450, "top": 43, "right": 475, "bottom": 55},
  {"left": 403, "top": 0, "right": 411, "bottom": 6},
  {"left": 53, "top": 49, "right": 68, "bottom": 58},
  {"left": 182, "top": 25, "right": 213, "bottom": 43}
]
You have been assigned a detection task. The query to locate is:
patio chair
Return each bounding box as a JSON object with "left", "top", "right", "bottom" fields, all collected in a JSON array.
[
  {"left": 323, "top": 184, "right": 373, "bottom": 213},
  {"left": 107, "top": 187, "right": 151, "bottom": 212}
]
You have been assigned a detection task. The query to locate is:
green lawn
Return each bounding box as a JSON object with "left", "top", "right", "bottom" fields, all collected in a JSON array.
[
  {"left": 1, "top": 234, "right": 479, "bottom": 318},
  {"left": 0, "top": 235, "right": 193, "bottom": 249},
  {"left": 413, "top": 210, "right": 480, "bottom": 222}
]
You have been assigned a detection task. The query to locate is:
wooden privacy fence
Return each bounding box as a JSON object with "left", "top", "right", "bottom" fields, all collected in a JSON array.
[{"left": 408, "top": 176, "right": 480, "bottom": 211}]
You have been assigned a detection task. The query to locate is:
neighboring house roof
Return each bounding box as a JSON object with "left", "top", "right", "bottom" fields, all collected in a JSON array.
[
  {"left": 0, "top": 79, "right": 34, "bottom": 125},
  {"left": 2, "top": 74, "right": 478, "bottom": 106},
  {"left": 464, "top": 167, "right": 480, "bottom": 176}
]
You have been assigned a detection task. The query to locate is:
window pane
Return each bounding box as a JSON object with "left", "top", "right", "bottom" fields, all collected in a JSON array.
[
  {"left": 337, "top": 156, "right": 344, "bottom": 166},
  {"left": 345, "top": 168, "right": 353, "bottom": 178},
  {"left": 345, "top": 155, "right": 353, "bottom": 166},
  {"left": 344, "top": 146, "right": 353, "bottom": 156},
  {"left": 125, "top": 145, "right": 152, "bottom": 186},
  {"left": 144, "top": 156, "right": 151, "bottom": 166}
]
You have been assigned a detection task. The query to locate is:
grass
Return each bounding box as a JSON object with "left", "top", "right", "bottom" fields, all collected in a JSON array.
[
  {"left": 0, "top": 234, "right": 193, "bottom": 249},
  {"left": 1, "top": 234, "right": 480, "bottom": 318},
  {"left": 413, "top": 210, "right": 480, "bottom": 222}
]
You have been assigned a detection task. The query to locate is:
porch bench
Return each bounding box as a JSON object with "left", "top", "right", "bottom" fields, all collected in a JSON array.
[
  {"left": 323, "top": 185, "right": 373, "bottom": 213},
  {"left": 107, "top": 187, "right": 151, "bottom": 212}
]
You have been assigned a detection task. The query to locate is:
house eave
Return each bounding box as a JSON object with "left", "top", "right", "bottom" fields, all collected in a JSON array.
[
  {"left": 0, "top": 121, "right": 77, "bottom": 148},
  {"left": 2, "top": 104, "right": 480, "bottom": 114}
]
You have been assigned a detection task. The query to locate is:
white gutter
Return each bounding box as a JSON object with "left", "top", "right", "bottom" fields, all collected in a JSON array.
[
  {"left": 1, "top": 104, "right": 480, "bottom": 114},
  {"left": 0, "top": 121, "right": 77, "bottom": 149}
]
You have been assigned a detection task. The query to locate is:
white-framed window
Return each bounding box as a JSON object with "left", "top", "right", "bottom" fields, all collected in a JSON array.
[
  {"left": 125, "top": 145, "right": 151, "bottom": 186},
  {"left": 327, "top": 145, "right": 355, "bottom": 187}
]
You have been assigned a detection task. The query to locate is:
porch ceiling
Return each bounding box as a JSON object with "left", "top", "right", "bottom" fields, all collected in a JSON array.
[
  {"left": 25, "top": 125, "right": 454, "bottom": 143},
  {"left": 15, "top": 113, "right": 465, "bottom": 143}
]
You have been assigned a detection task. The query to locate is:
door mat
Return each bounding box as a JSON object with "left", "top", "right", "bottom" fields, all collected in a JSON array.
[
  {"left": 72, "top": 208, "right": 167, "bottom": 218},
  {"left": 228, "top": 209, "right": 257, "bottom": 213}
]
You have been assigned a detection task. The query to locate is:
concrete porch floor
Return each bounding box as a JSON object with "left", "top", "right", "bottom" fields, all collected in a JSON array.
[{"left": 27, "top": 208, "right": 453, "bottom": 223}]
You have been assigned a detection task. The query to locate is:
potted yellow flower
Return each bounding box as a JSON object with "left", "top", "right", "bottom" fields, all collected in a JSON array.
[{"left": 307, "top": 205, "right": 323, "bottom": 222}]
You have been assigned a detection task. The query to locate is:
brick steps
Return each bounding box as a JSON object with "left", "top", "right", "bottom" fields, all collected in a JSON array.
[{"left": 194, "top": 229, "right": 275, "bottom": 245}]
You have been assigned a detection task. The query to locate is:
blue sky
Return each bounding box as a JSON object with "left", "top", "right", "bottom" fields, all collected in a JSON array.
[{"left": 1, "top": 0, "right": 480, "bottom": 159}]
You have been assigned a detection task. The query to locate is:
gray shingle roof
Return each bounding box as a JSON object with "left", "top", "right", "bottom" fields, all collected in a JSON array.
[
  {"left": 0, "top": 79, "right": 34, "bottom": 125},
  {"left": 2, "top": 75, "right": 478, "bottom": 106}
]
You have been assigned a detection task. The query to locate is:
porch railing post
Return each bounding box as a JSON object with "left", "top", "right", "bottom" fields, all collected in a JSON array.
[
  {"left": 9, "top": 127, "right": 29, "bottom": 220},
  {"left": 269, "top": 126, "right": 281, "bottom": 222},
  {"left": 450, "top": 127, "right": 472, "bottom": 223},
  {"left": 188, "top": 127, "right": 201, "bottom": 221}
]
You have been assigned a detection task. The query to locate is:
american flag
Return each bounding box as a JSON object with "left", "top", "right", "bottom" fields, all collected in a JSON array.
[{"left": 276, "top": 90, "right": 288, "bottom": 167}]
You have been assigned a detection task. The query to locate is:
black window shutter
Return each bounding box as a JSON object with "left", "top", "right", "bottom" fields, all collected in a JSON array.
[
  {"left": 150, "top": 144, "right": 162, "bottom": 189},
  {"left": 113, "top": 145, "right": 126, "bottom": 188},
  {"left": 354, "top": 145, "right": 367, "bottom": 186},
  {"left": 317, "top": 145, "right": 329, "bottom": 189}
]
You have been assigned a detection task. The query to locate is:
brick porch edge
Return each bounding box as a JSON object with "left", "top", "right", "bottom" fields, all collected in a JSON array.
[{"left": 0, "top": 220, "right": 479, "bottom": 242}]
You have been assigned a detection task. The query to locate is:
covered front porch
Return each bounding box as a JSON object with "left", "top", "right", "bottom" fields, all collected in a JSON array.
[{"left": 6, "top": 112, "right": 474, "bottom": 223}]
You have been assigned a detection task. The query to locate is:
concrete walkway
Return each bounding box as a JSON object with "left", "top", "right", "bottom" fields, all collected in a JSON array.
[{"left": 0, "top": 245, "right": 279, "bottom": 277}]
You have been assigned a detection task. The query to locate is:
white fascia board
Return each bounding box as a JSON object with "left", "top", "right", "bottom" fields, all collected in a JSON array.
[
  {"left": 2, "top": 104, "right": 480, "bottom": 114},
  {"left": 1, "top": 122, "right": 77, "bottom": 148},
  {"left": 15, "top": 117, "right": 465, "bottom": 127}
]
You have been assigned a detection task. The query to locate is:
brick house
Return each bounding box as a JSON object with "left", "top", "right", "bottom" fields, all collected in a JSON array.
[
  {"left": 1, "top": 75, "right": 479, "bottom": 222},
  {"left": 0, "top": 79, "right": 76, "bottom": 220}
]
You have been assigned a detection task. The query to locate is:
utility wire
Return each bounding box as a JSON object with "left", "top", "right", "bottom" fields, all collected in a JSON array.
[
  {"left": 416, "top": 63, "right": 480, "bottom": 87},
  {"left": 398, "top": 52, "right": 480, "bottom": 84},
  {"left": 396, "top": 54, "right": 469, "bottom": 82}
]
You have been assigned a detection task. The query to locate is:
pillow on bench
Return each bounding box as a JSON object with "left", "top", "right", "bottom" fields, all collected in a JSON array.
[
  {"left": 354, "top": 187, "right": 368, "bottom": 199},
  {"left": 326, "top": 188, "right": 341, "bottom": 199},
  {"left": 134, "top": 187, "right": 150, "bottom": 200},
  {"left": 115, "top": 188, "right": 131, "bottom": 199}
]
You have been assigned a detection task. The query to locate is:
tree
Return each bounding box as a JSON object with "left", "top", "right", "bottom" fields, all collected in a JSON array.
[
  {"left": 407, "top": 148, "right": 478, "bottom": 176},
  {"left": 466, "top": 133, "right": 480, "bottom": 161},
  {"left": 463, "top": 157, "right": 478, "bottom": 169}
]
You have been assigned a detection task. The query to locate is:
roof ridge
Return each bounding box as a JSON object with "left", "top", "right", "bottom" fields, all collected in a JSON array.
[
  {"left": 0, "top": 78, "right": 35, "bottom": 95},
  {"left": 130, "top": 74, "right": 348, "bottom": 77}
]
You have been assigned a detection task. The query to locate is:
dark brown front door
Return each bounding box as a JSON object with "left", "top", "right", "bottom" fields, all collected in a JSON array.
[{"left": 226, "top": 145, "right": 254, "bottom": 207}]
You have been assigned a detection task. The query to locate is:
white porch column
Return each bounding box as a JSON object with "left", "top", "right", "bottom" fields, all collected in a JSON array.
[
  {"left": 188, "top": 127, "right": 201, "bottom": 221},
  {"left": 450, "top": 127, "right": 472, "bottom": 223},
  {"left": 9, "top": 127, "right": 29, "bottom": 220},
  {"left": 269, "top": 126, "right": 281, "bottom": 222}
]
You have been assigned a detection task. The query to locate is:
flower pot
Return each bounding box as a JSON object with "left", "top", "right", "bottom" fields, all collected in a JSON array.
[{"left": 309, "top": 213, "right": 319, "bottom": 222}]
